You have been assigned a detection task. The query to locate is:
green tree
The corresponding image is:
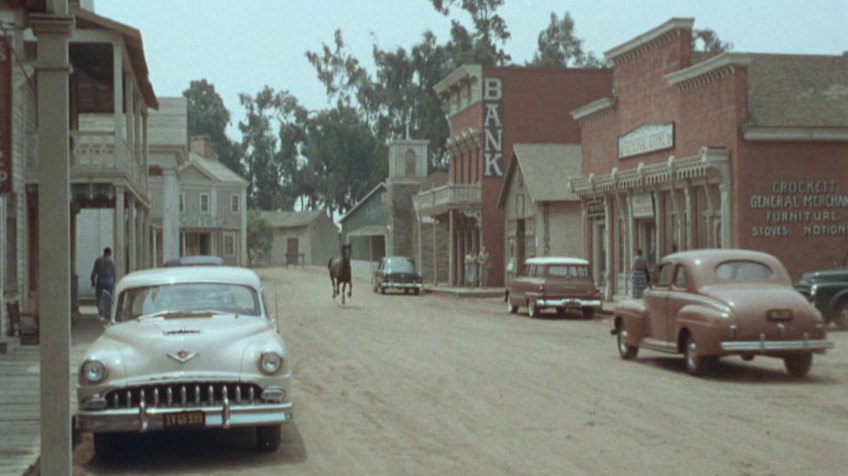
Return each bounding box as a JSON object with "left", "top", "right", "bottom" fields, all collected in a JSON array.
[
  {"left": 182, "top": 79, "right": 244, "bottom": 174},
  {"left": 430, "top": 0, "right": 511, "bottom": 65},
  {"left": 692, "top": 28, "right": 733, "bottom": 55},
  {"left": 529, "top": 11, "right": 609, "bottom": 68},
  {"left": 246, "top": 209, "right": 273, "bottom": 265}
]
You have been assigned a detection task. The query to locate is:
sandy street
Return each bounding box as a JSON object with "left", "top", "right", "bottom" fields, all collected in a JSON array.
[{"left": 73, "top": 265, "right": 848, "bottom": 475}]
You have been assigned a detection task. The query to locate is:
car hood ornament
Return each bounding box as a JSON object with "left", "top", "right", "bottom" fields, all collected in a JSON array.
[{"left": 167, "top": 350, "right": 198, "bottom": 364}]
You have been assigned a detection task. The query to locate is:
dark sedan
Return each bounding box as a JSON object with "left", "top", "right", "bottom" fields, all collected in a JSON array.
[{"left": 373, "top": 256, "right": 423, "bottom": 295}]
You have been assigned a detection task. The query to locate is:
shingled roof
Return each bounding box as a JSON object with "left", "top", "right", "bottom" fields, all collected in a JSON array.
[
  {"left": 261, "top": 209, "right": 328, "bottom": 228},
  {"left": 498, "top": 144, "right": 583, "bottom": 206}
]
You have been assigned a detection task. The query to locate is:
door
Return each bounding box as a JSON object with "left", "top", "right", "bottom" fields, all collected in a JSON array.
[
  {"left": 665, "top": 264, "right": 691, "bottom": 342},
  {"left": 287, "top": 238, "right": 299, "bottom": 265},
  {"left": 644, "top": 262, "right": 674, "bottom": 341}
]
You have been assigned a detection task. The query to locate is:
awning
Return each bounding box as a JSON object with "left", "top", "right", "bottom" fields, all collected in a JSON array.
[{"left": 347, "top": 225, "right": 388, "bottom": 237}]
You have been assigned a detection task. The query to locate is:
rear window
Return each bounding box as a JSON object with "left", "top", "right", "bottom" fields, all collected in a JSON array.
[
  {"left": 547, "top": 265, "right": 589, "bottom": 278},
  {"left": 715, "top": 260, "right": 775, "bottom": 281}
]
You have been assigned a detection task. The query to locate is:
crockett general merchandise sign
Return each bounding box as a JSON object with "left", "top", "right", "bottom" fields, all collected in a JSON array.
[
  {"left": 618, "top": 123, "right": 674, "bottom": 159},
  {"left": 0, "top": 38, "right": 11, "bottom": 194},
  {"left": 483, "top": 76, "right": 504, "bottom": 177}
]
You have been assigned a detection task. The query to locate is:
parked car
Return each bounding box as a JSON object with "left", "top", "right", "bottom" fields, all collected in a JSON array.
[
  {"left": 505, "top": 257, "right": 602, "bottom": 318},
  {"left": 75, "top": 266, "right": 293, "bottom": 457},
  {"left": 612, "top": 249, "right": 832, "bottom": 377},
  {"left": 794, "top": 267, "right": 848, "bottom": 329},
  {"left": 373, "top": 256, "right": 423, "bottom": 295}
]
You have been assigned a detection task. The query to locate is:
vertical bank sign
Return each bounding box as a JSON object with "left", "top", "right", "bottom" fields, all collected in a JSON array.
[
  {"left": 483, "top": 76, "right": 504, "bottom": 177},
  {"left": 0, "top": 38, "right": 11, "bottom": 194}
]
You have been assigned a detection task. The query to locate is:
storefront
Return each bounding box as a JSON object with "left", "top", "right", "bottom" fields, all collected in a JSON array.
[{"left": 570, "top": 18, "right": 848, "bottom": 300}]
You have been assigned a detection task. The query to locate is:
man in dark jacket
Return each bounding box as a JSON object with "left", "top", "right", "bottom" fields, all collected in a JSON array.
[{"left": 91, "top": 247, "right": 116, "bottom": 318}]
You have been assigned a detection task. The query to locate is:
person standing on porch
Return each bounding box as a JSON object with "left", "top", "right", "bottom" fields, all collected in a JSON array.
[
  {"left": 630, "top": 247, "right": 649, "bottom": 299},
  {"left": 465, "top": 249, "right": 477, "bottom": 287},
  {"left": 91, "top": 247, "right": 116, "bottom": 318},
  {"left": 477, "top": 246, "right": 491, "bottom": 288}
]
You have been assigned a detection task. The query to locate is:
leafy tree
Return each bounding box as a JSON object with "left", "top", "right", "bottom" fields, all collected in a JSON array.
[
  {"left": 692, "top": 28, "right": 733, "bottom": 55},
  {"left": 430, "top": 0, "right": 511, "bottom": 65},
  {"left": 246, "top": 209, "right": 273, "bottom": 265},
  {"left": 529, "top": 11, "right": 609, "bottom": 68},
  {"left": 182, "top": 79, "right": 244, "bottom": 174}
]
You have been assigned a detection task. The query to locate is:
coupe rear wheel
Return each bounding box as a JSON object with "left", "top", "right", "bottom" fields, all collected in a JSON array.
[
  {"left": 528, "top": 301, "right": 540, "bottom": 318},
  {"left": 784, "top": 354, "right": 813, "bottom": 378},
  {"left": 616, "top": 322, "right": 638, "bottom": 360},
  {"left": 683, "top": 334, "right": 715, "bottom": 377},
  {"left": 256, "top": 424, "right": 282, "bottom": 452}
]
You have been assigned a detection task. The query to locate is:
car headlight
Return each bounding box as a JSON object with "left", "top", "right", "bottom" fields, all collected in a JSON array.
[
  {"left": 809, "top": 283, "right": 817, "bottom": 298},
  {"left": 258, "top": 352, "right": 284, "bottom": 375},
  {"left": 80, "top": 359, "right": 108, "bottom": 384}
]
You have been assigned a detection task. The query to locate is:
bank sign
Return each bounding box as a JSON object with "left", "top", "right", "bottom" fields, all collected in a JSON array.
[
  {"left": 0, "top": 38, "right": 11, "bottom": 194},
  {"left": 483, "top": 76, "right": 504, "bottom": 177}
]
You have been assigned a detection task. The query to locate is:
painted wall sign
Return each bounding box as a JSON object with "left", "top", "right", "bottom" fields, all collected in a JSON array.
[
  {"left": 749, "top": 180, "right": 848, "bottom": 237},
  {"left": 631, "top": 193, "right": 654, "bottom": 219},
  {"left": 618, "top": 123, "right": 674, "bottom": 159},
  {"left": 586, "top": 199, "right": 605, "bottom": 217},
  {"left": 483, "top": 76, "right": 504, "bottom": 177},
  {"left": 0, "top": 38, "right": 12, "bottom": 194}
]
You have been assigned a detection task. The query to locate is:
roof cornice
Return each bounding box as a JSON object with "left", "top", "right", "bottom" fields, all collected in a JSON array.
[
  {"left": 744, "top": 126, "right": 848, "bottom": 142},
  {"left": 665, "top": 52, "right": 751, "bottom": 90},
  {"left": 605, "top": 18, "right": 694, "bottom": 65},
  {"left": 434, "top": 64, "right": 481, "bottom": 96},
  {"left": 571, "top": 97, "right": 616, "bottom": 123}
]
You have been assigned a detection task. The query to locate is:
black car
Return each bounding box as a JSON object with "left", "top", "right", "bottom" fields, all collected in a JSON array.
[
  {"left": 373, "top": 256, "right": 423, "bottom": 295},
  {"left": 795, "top": 268, "right": 848, "bottom": 329}
]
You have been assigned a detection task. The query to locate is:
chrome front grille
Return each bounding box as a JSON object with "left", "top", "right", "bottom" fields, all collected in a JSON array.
[{"left": 102, "top": 382, "right": 264, "bottom": 409}]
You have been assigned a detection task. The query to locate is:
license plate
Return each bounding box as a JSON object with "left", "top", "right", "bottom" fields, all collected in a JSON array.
[{"left": 163, "top": 411, "right": 205, "bottom": 429}]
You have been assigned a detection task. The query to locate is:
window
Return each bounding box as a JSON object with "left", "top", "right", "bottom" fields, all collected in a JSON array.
[
  {"left": 231, "top": 194, "right": 240, "bottom": 213},
  {"left": 548, "top": 265, "right": 589, "bottom": 278},
  {"left": 655, "top": 263, "right": 674, "bottom": 287},
  {"left": 200, "top": 193, "right": 210, "bottom": 213},
  {"left": 116, "top": 282, "right": 260, "bottom": 321},
  {"left": 672, "top": 266, "right": 688, "bottom": 289},
  {"left": 715, "top": 260, "right": 775, "bottom": 281},
  {"left": 224, "top": 233, "right": 236, "bottom": 257},
  {"left": 179, "top": 193, "right": 185, "bottom": 213}
]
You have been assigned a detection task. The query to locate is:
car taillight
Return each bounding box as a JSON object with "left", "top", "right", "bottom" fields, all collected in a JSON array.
[{"left": 538, "top": 284, "right": 545, "bottom": 294}]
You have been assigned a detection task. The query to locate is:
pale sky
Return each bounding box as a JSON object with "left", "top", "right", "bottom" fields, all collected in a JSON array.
[{"left": 95, "top": 0, "right": 848, "bottom": 138}]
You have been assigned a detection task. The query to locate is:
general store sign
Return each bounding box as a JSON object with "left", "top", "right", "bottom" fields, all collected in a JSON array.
[
  {"left": 618, "top": 123, "right": 674, "bottom": 159},
  {"left": 0, "top": 38, "right": 11, "bottom": 194}
]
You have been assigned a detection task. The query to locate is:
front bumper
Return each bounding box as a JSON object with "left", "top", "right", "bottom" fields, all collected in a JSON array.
[
  {"left": 76, "top": 401, "right": 293, "bottom": 433},
  {"left": 721, "top": 339, "right": 833, "bottom": 352},
  {"left": 382, "top": 282, "right": 423, "bottom": 289},
  {"left": 537, "top": 298, "right": 602, "bottom": 309}
]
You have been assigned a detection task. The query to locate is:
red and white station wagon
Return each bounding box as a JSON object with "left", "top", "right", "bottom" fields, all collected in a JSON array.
[
  {"left": 612, "top": 249, "right": 833, "bottom": 377},
  {"left": 506, "top": 257, "right": 602, "bottom": 318}
]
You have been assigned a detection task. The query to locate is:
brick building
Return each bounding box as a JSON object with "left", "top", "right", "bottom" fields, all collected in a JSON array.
[
  {"left": 414, "top": 65, "right": 612, "bottom": 287},
  {"left": 569, "top": 18, "right": 848, "bottom": 301}
]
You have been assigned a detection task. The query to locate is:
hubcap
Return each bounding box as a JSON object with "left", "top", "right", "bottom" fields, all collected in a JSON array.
[
  {"left": 686, "top": 341, "right": 698, "bottom": 369},
  {"left": 619, "top": 330, "right": 628, "bottom": 353}
]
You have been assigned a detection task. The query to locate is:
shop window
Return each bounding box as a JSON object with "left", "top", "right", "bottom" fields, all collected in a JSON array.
[{"left": 200, "top": 193, "right": 210, "bottom": 213}]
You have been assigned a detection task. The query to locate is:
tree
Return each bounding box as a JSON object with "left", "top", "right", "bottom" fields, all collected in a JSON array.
[
  {"left": 692, "top": 28, "right": 733, "bottom": 55},
  {"left": 529, "top": 11, "right": 609, "bottom": 68},
  {"left": 430, "top": 0, "right": 511, "bottom": 65},
  {"left": 246, "top": 209, "right": 273, "bottom": 265},
  {"left": 182, "top": 79, "right": 244, "bottom": 174}
]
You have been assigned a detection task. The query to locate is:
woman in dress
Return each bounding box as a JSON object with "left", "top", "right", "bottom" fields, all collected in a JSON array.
[{"left": 630, "top": 247, "right": 649, "bottom": 298}]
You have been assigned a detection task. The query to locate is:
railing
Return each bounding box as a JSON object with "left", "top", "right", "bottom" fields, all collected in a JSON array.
[
  {"left": 70, "top": 130, "right": 146, "bottom": 191},
  {"left": 413, "top": 183, "right": 481, "bottom": 216},
  {"left": 180, "top": 215, "right": 225, "bottom": 228}
]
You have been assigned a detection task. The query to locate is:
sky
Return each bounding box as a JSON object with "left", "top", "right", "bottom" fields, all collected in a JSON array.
[{"left": 95, "top": 0, "right": 848, "bottom": 138}]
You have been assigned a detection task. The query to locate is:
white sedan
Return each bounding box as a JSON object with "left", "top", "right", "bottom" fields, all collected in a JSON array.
[{"left": 74, "top": 265, "right": 293, "bottom": 456}]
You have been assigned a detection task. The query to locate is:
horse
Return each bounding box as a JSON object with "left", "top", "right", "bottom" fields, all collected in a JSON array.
[{"left": 328, "top": 243, "right": 353, "bottom": 304}]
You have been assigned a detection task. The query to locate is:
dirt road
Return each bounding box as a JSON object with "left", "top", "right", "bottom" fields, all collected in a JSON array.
[{"left": 74, "top": 266, "right": 848, "bottom": 475}]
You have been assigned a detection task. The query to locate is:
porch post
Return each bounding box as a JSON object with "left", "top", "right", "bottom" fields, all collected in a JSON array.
[
  {"left": 603, "top": 195, "right": 613, "bottom": 302},
  {"left": 141, "top": 208, "right": 149, "bottom": 268},
  {"left": 720, "top": 182, "right": 731, "bottom": 248},
  {"left": 31, "top": 8, "right": 75, "bottom": 474},
  {"left": 114, "top": 185, "right": 126, "bottom": 278},
  {"left": 448, "top": 209, "right": 454, "bottom": 287},
  {"left": 684, "top": 185, "right": 695, "bottom": 250},
  {"left": 127, "top": 195, "right": 136, "bottom": 272},
  {"left": 112, "top": 42, "right": 124, "bottom": 145}
]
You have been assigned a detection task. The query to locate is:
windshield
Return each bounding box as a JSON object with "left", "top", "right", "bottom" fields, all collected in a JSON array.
[
  {"left": 115, "top": 282, "right": 261, "bottom": 321},
  {"left": 548, "top": 265, "right": 589, "bottom": 278},
  {"left": 715, "top": 260, "right": 775, "bottom": 281},
  {"left": 385, "top": 258, "right": 415, "bottom": 273}
]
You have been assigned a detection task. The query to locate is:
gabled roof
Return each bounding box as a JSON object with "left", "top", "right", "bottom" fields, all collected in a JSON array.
[
  {"left": 498, "top": 144, "right": 583, "bottom": 207},
  {"left": 182, "top": 152, "right": 248, "bottom": 185},
  {"left": 260, "top": 210, "right": 328, "bottom": 228},
  {"left": 73, "top": 6, "right": 158, "bottom": 109},
  {"left": 338, "top": 182, "right": 386, "bottom": 223}
]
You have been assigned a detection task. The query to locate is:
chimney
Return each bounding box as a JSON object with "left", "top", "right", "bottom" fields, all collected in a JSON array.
[{"left": 189, "top": 135, "right": 215, "bottom": 159}]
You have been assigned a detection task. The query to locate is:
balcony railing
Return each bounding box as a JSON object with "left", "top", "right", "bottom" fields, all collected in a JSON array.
[
  {"left": 413, "top": 183, "right": 481, "bottom": 217},
  {"left": 180, "top": 215, "right": 225, "bottom": 229},
  {"left": 70, "top": 130, "right": 146, "bottom": 191}
]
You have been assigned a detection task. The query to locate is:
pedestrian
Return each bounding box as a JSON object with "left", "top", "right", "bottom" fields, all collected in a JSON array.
[
  {"left": 477, "top": 246, "right": 491, "bottom": 288},
  {"left": 465, "top": 249, "right": 477, "bottom": 287},
  {"left": 91, "top": 247, "right": 116, "bottom": 318},
  {"left": 630, "top": 247, "right": 649, "bottom": 299}
]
